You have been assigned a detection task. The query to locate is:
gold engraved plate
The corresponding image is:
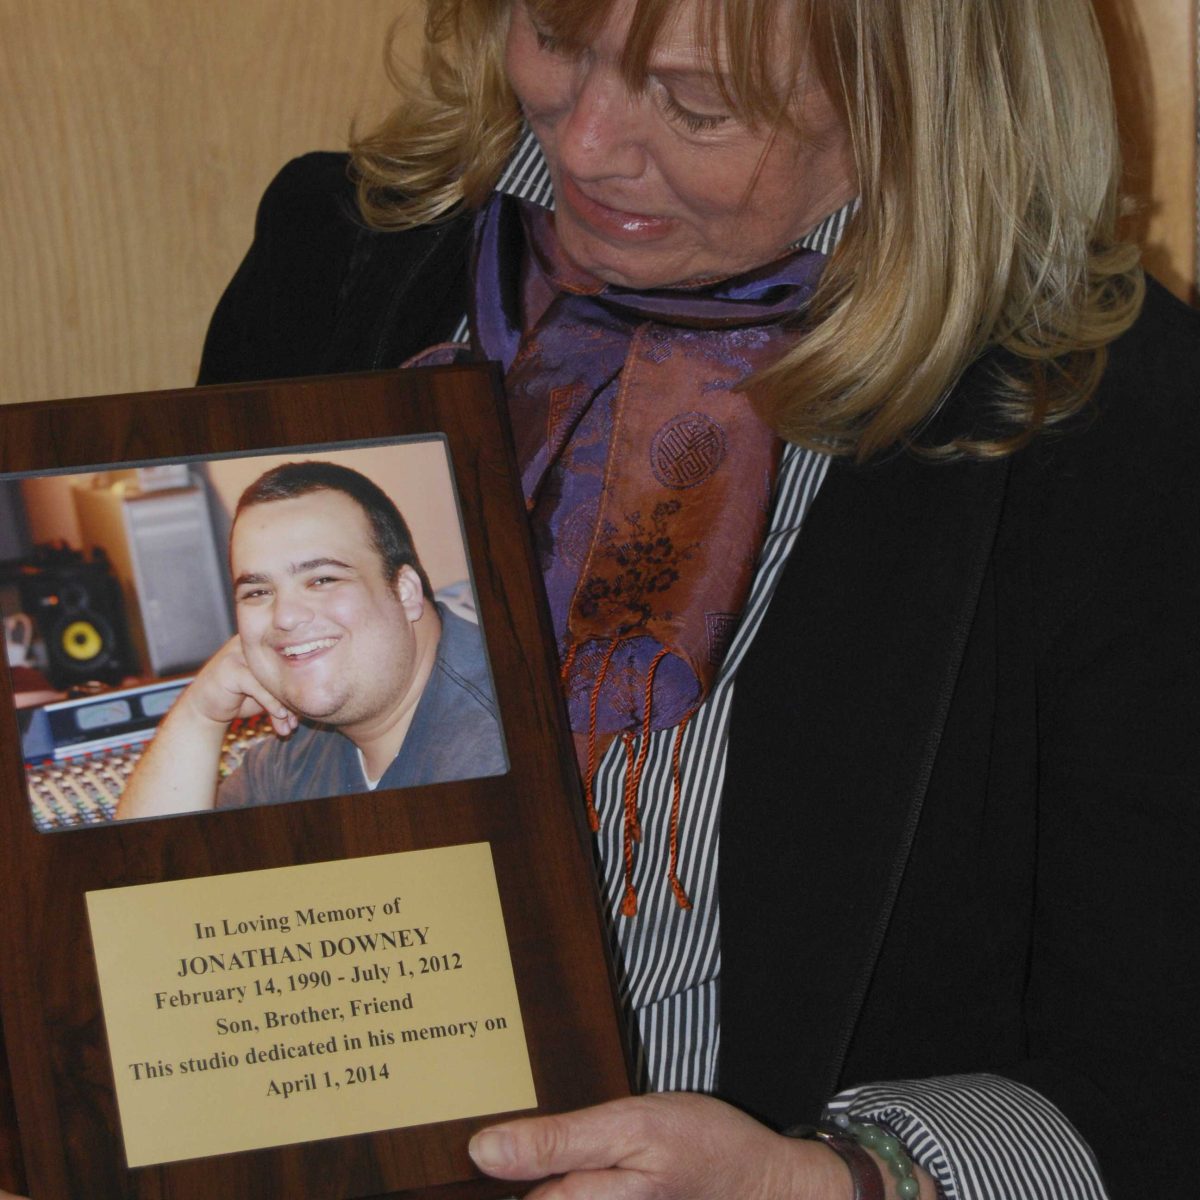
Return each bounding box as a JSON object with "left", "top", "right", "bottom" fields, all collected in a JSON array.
[{"left": 86, "top": 844, "right": 536, "bottom": 1167}]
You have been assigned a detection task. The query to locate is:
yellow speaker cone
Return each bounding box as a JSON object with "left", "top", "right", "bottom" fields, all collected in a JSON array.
[{"left": 62, "top": 620, "right": 103, "bottom": 661}]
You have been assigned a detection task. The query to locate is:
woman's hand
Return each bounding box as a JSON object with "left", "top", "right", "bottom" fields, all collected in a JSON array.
[{"left": 468, "top": 1093, "right": 853, "bottom": 1200}]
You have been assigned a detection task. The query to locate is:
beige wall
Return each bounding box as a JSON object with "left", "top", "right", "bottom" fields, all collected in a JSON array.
[
  {"left": 1, "top": 1, "right": 420, "bottom": 405},
  {"left": 1096, "top": 0, "right": 1198, "bottom": 300},
  {"left": 0, "top": 1, "right": 1195, "bottom": 409}
]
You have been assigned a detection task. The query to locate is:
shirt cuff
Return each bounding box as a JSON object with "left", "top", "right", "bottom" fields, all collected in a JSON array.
[{"left": 824, "top": 1073, "right": 1108, "bottom": 1200}]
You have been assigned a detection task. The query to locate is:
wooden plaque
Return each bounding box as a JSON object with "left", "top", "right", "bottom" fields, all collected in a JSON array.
[{"left": 0, "top": 367, "right": 630, "bottom": 1198}]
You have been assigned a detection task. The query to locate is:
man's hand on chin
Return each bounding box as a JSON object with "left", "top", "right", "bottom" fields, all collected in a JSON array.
[
  {"left": 116, "top": 635, "right": 296, "bottom": 819},
  {"left": 183, "top": 634, "right": 298, "bottom": 738}
]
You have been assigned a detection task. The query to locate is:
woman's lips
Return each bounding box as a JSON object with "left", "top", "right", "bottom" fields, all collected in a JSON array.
[{"left": 559, "top": 174, "right": 674, "bottom": 241}]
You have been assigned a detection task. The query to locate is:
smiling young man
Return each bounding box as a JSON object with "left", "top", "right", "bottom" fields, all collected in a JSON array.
[{"left": 116, "top": 462, "right": 506, "bottom": 819}]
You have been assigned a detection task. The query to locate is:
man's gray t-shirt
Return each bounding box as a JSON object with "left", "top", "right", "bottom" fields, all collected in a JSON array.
[{"left": 216, "top": 605, "right": 506, "bottom": 806}]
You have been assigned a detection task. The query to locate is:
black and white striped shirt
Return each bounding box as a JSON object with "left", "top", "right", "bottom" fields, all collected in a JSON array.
[{"left": 486, "top": 126, "right": 1107, "bottom": 1200}]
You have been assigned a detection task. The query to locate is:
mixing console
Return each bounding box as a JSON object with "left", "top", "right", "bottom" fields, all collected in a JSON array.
[{"left": 21, "top": 679, "right": 271, "bottom": 831}]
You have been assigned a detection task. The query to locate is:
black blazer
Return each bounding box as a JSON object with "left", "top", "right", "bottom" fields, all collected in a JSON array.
[{"left": 14, "top": 152, "right": 1191, "bottom": 1197}]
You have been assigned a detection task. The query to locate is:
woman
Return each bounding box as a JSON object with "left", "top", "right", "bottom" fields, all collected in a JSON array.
[{"left": 3, "top": 0, "right": 1197, "bottom": 1197}]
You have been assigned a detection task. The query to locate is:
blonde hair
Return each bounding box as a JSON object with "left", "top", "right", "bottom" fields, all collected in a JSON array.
[{"left": 351, "top": 0, "right": 1143, "bottom": 459}]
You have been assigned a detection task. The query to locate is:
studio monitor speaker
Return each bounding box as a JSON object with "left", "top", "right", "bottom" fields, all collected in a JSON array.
[{"left": 17, "top": 553, "right": 135, "bottom": 687}]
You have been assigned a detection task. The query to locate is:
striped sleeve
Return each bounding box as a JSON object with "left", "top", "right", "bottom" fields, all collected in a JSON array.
[{"left": 824, "top": 1074, "right": 1109, "bottom": 1200}]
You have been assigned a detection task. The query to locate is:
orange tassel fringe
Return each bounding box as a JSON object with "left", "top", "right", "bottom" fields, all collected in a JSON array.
[{"left": 565, "top": 637, "right": 694, "bottom": 915}]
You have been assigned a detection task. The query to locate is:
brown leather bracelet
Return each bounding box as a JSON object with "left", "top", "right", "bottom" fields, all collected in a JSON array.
[{"left": 783, "top": 1125, "right": 886, "bottom": 1200}]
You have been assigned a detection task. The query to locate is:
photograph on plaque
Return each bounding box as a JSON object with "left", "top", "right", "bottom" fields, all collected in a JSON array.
[{"left": 1, "top": 438, "right": 509, "bottom": 832}]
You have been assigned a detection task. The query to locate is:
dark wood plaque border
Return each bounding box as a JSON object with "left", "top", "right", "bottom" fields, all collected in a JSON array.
[{"left": 0, "top": 367, "right": 630, "bottom": 1199}]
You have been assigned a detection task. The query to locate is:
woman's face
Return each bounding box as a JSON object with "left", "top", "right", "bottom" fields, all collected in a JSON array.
[{"left": 505, "top": 0, "right": 855, "bottom": 289}]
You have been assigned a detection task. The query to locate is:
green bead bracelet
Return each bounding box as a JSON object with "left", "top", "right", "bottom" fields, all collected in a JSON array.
[{"left": 829, "top": 1113, "right": 922, "bottom": 1200}]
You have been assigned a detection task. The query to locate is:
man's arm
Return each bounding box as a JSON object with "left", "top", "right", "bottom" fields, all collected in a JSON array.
[{"left": 116, "top": 636, "right": 297, "bottom": 820}]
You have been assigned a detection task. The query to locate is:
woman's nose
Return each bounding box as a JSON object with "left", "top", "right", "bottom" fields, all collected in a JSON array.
[{"left": 556, "top": 64, "right": 647, "bottom": 181}]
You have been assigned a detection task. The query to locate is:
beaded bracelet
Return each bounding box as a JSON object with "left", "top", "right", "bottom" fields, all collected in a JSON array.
[
  {"left": 784, "top": 1124, "right": 883, "bottom": 1200},
  {"left": 827, "top": 1113, "right": 922, "bottom": 1200},
  {"left": 785, "top": 1116, "right": 923, "bottom": 1200}
]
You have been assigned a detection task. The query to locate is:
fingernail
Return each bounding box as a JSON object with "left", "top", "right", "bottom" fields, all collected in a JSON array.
[{"left": 468, "top": 1129, "right": 514, "bottom": 1170}]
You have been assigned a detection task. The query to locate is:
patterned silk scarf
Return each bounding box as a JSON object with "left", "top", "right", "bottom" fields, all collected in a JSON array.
[{"left": 471, "top": 194, "right": 826, "bottom": 911}]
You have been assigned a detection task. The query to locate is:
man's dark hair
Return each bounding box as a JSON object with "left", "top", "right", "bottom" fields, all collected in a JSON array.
[{"left": 234, "top": 461, "right": 434, "bottom": 600}]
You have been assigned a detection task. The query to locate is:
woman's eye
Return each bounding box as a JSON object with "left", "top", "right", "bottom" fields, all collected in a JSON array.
[
  {"left": 535, "top": 29, "right": 575, "bottom": 57},
  {"left": 661, "top": 91, "right": 729, "bottom": 134}
]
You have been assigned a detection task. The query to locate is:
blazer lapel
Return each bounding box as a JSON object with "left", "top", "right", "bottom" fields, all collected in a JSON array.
[
  {"left": 718, "top": 439, "right": 1008, "bottom": 1125},
  {"left": 324, "top": 212, "right": 475, "bottom": 373}
]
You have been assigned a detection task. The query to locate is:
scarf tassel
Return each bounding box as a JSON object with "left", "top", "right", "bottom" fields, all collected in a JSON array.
[
  {"left": 598, "top": 646, "right": 695, "bottom": 918},
  {"left": 579, "top": 637, "right": 623, "bottom": 833},
  {"left": 667, "top": 715, "right": 693, "bottom": 911},
  {"left": 566, "top": 639, "right": 694, "bottom": 916}
]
